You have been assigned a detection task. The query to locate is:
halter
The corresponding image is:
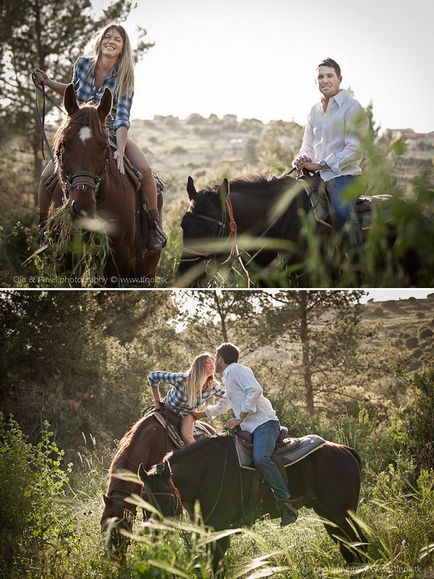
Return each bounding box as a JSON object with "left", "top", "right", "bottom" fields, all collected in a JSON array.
[
  {"left": 181, "top": 196, "right": 251, "bottom": 285},
  {"left": 145, "top": 461, "right": 184, "bottom": 516},
  {"left": 56, "top": 134, "right": 109, "bottom": 199}
]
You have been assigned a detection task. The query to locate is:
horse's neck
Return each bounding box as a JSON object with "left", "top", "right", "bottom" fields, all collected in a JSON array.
[{"left": 230, "top": 191, "right": 272, "bottom": 232}]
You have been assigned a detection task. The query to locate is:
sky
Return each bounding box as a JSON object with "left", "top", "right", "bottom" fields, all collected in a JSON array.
[{"left": 93, "top": 0, "right": 434, "bottom": 132}]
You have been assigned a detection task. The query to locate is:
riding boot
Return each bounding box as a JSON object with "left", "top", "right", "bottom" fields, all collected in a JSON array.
[
  {"left": 277, "top": 497, "right": 298, "bottom": 527},
  {"left": 146, "top": 208, "right": 167, "bottom": 251}
]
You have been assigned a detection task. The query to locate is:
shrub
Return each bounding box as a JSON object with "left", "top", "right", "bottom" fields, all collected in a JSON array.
[{"left": 0, "top": 415, "right": 72, "bottom": 575}]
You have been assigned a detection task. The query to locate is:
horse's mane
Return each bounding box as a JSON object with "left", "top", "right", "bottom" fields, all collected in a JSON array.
[
  {"left": 169, "top": 433, "right": 231, "bottom": 463},
  {"left": 230, "top": 174, "right": 294, "bottom": 198},
  {"left": 109, "top": 415, "right": 151, "bottom": 475},
  {"left": 52, "top": 104, "right": 108, "bottom": 152}
]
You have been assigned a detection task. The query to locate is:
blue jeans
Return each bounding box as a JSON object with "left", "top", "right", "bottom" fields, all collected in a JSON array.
[
  {"left": 252, "top": 420, "right": 290, "bottom": 500},
  {"left": 327, "top": 175, "right": 362, "bottom": 252}
]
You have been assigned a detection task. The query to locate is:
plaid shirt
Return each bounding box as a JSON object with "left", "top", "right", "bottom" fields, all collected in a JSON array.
[
  {"left": 72, "top": 57, "right": 133, "bottom": 135},
  {"left": 148, "top": 371, "right": 226, "bottom": 416}
]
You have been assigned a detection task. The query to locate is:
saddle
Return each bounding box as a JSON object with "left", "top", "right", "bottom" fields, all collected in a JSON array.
[
  {"left": 44, "top": 145, "right": 165, "bottom": 196},
  {"left": 143, "top": 403, "right": 217, "bottom": 449},
  {"left": 234, "top": 429, "right": 326, "bottom": 470},
  {"left": 298, "top": 171, "right": 392, "bottom": 232}
]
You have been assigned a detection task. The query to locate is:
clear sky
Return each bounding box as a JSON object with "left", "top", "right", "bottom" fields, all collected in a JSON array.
[{"left": 94, "top": 0, "right": 434, "bottom": 132}]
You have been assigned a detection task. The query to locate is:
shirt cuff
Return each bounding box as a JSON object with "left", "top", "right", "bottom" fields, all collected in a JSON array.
[{"left": 324, "top": 152, "right": 339, "bottom": 174}]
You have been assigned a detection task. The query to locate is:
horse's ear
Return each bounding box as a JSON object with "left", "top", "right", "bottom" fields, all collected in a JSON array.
[
  {"left": 97, "top": 87, "right": 113, "bottom": 120},
  {"left": 156, "top": 462, "right": 166, "bottom": 475},
  {"left": 138, "top": 463, "right": 148, "bottom": 481},
  {"left": 187, "top": 176, "right": 197, "bottom": 200},
  {"left": 64, "top": 83, "right": 79, "bottom": 116},
  {"left": 218, "top": 178, "right": 230, "bottom": 206}
]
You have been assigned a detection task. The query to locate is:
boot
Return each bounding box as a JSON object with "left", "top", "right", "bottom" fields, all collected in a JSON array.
[
  {"left": 277, "top": 498, "right": 298, "bottom": 527},
  {"left": 146, "top": 208, "right": 167, "bottom": 251}
]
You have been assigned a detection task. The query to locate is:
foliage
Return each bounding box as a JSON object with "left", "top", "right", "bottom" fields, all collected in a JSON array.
[{"left": 0, "top": 415, "right": 72, "bottom": 575}]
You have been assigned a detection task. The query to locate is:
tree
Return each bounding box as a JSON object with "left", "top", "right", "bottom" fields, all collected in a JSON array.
[
  {"left": 176, "top": 290, "right": 274, "bottom": 354},
  {"left": 262, "top": 290, "right": 366, "bottom": 414},
  {"left": 0, "top": 0, "right": 153, "bottom": 204}
]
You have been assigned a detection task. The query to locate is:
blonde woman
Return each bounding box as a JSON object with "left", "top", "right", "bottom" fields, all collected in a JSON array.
[
  {"left": 148, "top": 353, "right": 225, "bottom": 445},
  {"left": 33, "top": 23, "right": 165, "bottom": 250}
]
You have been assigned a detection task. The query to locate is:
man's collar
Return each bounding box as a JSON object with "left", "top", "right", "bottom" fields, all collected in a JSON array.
[
  {"left": 222, "top": 363, "right": 235, "bottom": 377},
  {"left": 332, "top": 89, "right": 346, "bottom": 107}
]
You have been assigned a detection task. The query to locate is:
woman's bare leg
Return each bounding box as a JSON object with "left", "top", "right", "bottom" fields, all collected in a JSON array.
[
  {"left": 125, "top": 139, "right": 165, "bottom": 250},
  {"left": 180, "top": 414, "right": 196, "bottom": 446}
]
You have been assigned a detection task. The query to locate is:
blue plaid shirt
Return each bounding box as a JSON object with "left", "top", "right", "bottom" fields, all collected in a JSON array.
[
  {"left": 72, "top": 57, "right": 133, "bottom": 136},
  {"left": 148, "top": 371, "right": 226, "bottom": 416}
]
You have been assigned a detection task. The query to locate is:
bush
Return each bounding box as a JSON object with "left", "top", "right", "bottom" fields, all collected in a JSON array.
[{"left": 0, "top": 415, "right": 72, "bottom": 575}]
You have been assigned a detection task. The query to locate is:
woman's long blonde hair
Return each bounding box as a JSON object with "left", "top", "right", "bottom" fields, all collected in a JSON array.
[
  {"left": 92, "top": 23, "right": 135, "bottom": 99},
  {"left": 185, "top": 353, "right": 215, "bottom": 408}
]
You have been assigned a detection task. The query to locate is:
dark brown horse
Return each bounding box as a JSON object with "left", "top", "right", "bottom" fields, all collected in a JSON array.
[
  {"left": 142, "top": 434, "right": 366, "bottom": 573},
  {"left": 177, "top": 175, "right": 314, "bottom": 286},
  {"left": 50, "top": 84, "right": 161, "bottom": 285},
  {"left": 101, "top": 413, "right": 215, "bottom": 556}
]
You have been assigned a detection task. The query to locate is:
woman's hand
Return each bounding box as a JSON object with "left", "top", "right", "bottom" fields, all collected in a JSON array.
[
  {"left": 191, "top": 410, "right": 206, "bottom": 420},
  {"left": 113, "top": 150, "right": 125, "bottom": 174},
  {"left": 33, "top": 68, "right": 49, "bottom": 86},
  {"left": 226, "top": 417, "right": 242, "bottom": 430}
]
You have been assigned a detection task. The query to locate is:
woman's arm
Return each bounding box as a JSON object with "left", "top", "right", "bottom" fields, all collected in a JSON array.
[
  {"left": 113, "top": 126, "right": 128, "bottom": 174},
  {"left": 32, "top": 69, "right": 67, "bottom": 97}
]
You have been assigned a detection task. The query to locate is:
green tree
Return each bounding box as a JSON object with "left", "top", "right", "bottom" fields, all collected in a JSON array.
[
  {"left": 261, "top": 290, "right": 366, "bottom": 414},
  {"left": 0, "top": 0, "right": 153, "bottom": 203}
]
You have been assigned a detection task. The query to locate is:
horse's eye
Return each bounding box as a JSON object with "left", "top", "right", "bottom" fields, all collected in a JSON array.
[{"left": 62, "top": 141, "right": 69, "bottom": 152}]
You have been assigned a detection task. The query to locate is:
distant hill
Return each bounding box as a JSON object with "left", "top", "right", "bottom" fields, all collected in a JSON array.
[
  {"left": 245, "top": 295, "right": 433, "bottom": 373},
  {"left": 128, "top": 115, "right": 434, "bottom": 200}
]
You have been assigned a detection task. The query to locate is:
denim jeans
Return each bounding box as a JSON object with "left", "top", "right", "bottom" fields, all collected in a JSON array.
[
  {"left": 252, "top": 420, "right": 290, "bottom": 500},
  {"left": 327, "top": 175, "right": 362, "bottom": 252}
]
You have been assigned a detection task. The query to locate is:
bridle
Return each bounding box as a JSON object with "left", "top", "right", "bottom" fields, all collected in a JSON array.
[
  {"left": 144, "top": 461, "right": 183, "bottom": 517},
  {"left": 180, "top": 196, "right": 251, "bottom": 284},
  {"left": 55, "top": 131, "right": 110, "bottom": 200},
  {"left": 146, "top": 437, "right": 231, "bottom": 523},
  {"left": 181, "top": 195, "right": 235, "bottom": 259}
]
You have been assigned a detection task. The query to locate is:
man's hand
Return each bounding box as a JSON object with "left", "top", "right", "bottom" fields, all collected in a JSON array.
[
  {"left": 293, "top": 154, "right": 311, "bottom": 169},
  {"left": 297, "top": 160, "right": 321, "bottom": 172},
  {"left": 226, "top": 417, "right": 242, "bottom": 430}
]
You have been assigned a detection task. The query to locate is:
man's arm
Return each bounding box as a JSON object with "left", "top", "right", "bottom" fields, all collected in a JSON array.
[
  {"left": 323, "top": 104, "right": 368, "bottom": 174},
  {"left": 293, "top": 112, "right": 314, "bottom": 167}
]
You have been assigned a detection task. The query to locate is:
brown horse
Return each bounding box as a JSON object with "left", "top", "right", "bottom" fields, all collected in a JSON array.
[
  {"left": 50, "top": 83, "right": 161, "bottom": 285},
  {"left": 101, "top": 413, "right": 215, "bottom": 556},
  {"left": 142, "top": 434, "right": 367, "bottom": 573}
]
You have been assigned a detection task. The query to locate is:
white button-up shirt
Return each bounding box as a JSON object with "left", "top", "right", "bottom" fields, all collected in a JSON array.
[
  {"left": 297, "top": 90, "right": 368, "bottom": 182},
  {"left": 205, "top": 363, "right": 278, "bottom": 433}
]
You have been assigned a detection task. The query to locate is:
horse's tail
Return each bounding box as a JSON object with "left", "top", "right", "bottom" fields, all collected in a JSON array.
[{"left": 344, "top": 446, "right": 362, "bottom": 469}]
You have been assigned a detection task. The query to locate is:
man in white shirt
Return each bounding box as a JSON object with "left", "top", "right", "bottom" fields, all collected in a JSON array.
[
  {"left": 293, "top": 58, "right": 368, "bottom": 255},
  {"left": 193, "top": 342, "right": 298, "bottom": 526}
]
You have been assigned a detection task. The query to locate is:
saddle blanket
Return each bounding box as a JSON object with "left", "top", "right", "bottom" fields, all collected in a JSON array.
[{"left": 235, "top": 434, "right": 326, "bottom": 470}]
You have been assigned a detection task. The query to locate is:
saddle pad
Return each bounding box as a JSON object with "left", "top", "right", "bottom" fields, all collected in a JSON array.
[{"left": 235, "top": 434, "right": 326, "bottom": 470}]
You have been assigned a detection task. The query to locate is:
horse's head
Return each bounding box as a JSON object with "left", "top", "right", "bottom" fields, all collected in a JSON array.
[
  {"left": 53, "top": 84, "right": 112, "bottom": 219},
  {"left": 177, "top": 176, "right": 230, "bottom": 277},
  {"left": 100, "top": 492, "right": 135, "bottom": 558},
  {"left": 140, "top": 459, "right": 183, "bottom": 519}
]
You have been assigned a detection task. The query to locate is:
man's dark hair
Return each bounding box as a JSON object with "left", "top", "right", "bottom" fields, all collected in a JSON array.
[
  {"left": 216, "top": 343, "right": 239, "bottom": 365},
  {"left": 317, "top": 58, "right": 341, "bottom": 78}
]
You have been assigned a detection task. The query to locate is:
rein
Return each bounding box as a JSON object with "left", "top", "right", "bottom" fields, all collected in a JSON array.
[
  {"left": 32, "top": 73, "right": 65, "bottom": 161},
  {"left": 181, "top": 196, "right": 251, "bottom": 286}
]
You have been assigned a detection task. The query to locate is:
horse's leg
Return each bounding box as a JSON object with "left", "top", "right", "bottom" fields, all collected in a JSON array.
[
  {"left": 313, "top": 504, "right": 366, "bottom": 564},
  {"left": 210, "top": 535, "right": 230, "bottom": 577}
]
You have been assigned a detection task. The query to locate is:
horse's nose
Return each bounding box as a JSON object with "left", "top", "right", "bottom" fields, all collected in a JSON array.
[{"left": 71, "top": 200, "right": 96, "bottom": 219}]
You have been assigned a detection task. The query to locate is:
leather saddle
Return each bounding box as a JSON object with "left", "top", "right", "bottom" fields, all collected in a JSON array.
[
  {"left": 144, "top": 402, "right": 217, "bottom": 449},
  {"left": 235, "top": 425, "right": 301, "bottom": 453}
]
